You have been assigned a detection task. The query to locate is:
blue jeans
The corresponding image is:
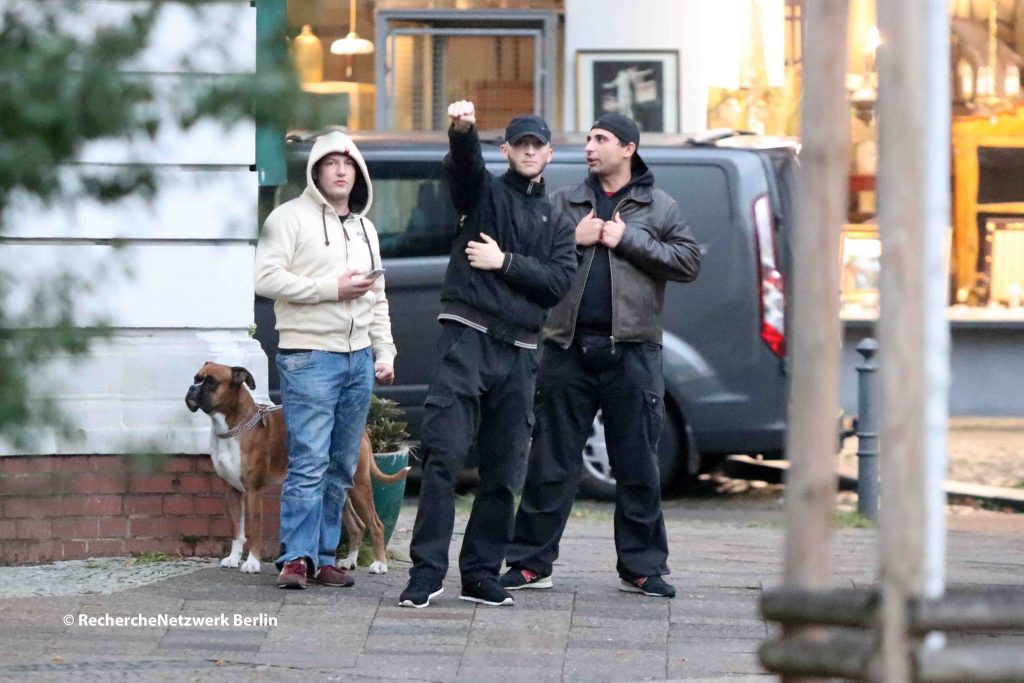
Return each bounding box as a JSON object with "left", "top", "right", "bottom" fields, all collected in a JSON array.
[{"left": 275, "top": 348, "right": 374, "bottom": 570}]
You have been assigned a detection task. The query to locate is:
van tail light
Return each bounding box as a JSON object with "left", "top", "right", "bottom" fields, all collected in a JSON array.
[{"left": 753, "top": 195, "right": 785, "bottom": 357}]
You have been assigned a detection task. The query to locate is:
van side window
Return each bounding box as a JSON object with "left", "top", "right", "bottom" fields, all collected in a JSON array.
[
  {"left": 368, "top": 162, "right": 456, "bottom": 258},
  {"left": 275, "top": 160, "right": 456, "bottom": 258}
]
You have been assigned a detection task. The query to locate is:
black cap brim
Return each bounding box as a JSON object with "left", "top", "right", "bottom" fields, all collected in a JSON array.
[{"left": 506, "top": 132, "right": 550, "bottom": 145}]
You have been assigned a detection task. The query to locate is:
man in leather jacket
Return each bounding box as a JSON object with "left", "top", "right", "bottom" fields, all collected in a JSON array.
[
  {"left": 502, "top": 112, "right": 701, "bottom": 599},
  {"left": 399, "top": 101, "right": 577, "bottom": 609}
]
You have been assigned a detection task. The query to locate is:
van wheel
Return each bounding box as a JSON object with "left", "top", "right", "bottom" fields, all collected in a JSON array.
[{"left": 577, "top": 408, "right": 683, "bottom": 501}]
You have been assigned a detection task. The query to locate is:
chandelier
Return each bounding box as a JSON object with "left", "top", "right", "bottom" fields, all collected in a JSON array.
[{"left": 962, "top": 4, "right": 1020, "bottom": 120}]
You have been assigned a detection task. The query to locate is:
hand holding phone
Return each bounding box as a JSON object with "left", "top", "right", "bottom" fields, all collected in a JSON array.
[{"left": 365, "top": 268, "right": 386, "bottom": 281}]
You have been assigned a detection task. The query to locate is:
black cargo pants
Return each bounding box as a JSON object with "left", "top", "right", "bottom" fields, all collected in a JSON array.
[
  {"left": 408, "top": 322, "right": 538, "bottom": 584},
  {"left": 506, "top": 340, "right": 670, "bottom": 580}
]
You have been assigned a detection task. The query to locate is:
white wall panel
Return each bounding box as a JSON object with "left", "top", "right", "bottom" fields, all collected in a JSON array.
[
  {"left": 0, "top": 0, "right": 267, "bottom": 456},
  {"left": 78, "top": 73, "right": 256, "bottom": 165},
  {"left": 1, "top": 244, "right": 257, "bottom": 329},
  {"left": 3, "top": 167, "right": 258, "bottom": 240},
  {"left": 0, "top": 331, "right": 271, "bottom": 456},
  {"left": 0, "top": 0, "right": 255, "bottom": 74}
]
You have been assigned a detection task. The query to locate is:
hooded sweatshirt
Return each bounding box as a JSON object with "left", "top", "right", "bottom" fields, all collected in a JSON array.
[{"left": 254, "top": 131, "right": 396, "bottom": 366}]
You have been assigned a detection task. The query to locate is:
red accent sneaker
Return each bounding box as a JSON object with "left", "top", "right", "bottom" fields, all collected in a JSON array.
[
  {"left": 276, "top": 558, "right": 308, "bottom": 589},
  {"left": 619, "top": 575, "right": 676, "bottom": 598},
  {"left": 312, "top": 564, "right": 354, "bottom": 587},
  {"left": 499, "top": 568, "right": 553, "bottom": 590}
]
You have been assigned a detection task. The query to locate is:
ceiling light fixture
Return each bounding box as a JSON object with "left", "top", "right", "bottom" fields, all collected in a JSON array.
[{"left": 330, "top": 0, "right": 375, "bottom": 77}]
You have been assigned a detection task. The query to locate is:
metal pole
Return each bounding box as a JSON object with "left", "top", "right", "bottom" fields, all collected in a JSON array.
[{"left": 855, "top": 338, "right": 879, "bottom": 520}]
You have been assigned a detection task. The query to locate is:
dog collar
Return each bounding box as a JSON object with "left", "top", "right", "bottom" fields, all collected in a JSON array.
[{"left": 215, "top": 405, "right": 282, "bottom": 440}]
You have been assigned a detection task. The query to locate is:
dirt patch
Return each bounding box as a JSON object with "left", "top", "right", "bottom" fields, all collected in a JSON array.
[{"left": 838, "top": 417, "right": 1024, "bottom": 489}]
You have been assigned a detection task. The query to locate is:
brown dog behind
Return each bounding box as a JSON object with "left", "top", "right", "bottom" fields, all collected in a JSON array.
[
  {"left": 186, "top": 362, "right": 408, "bottom": 574},
  {"left": 339, "top": 436, "right": 409, "bottom": 573}
]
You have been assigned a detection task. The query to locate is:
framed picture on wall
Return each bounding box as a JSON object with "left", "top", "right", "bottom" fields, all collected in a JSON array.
[
  {"left": 576, "top": 50, "right": 680, "bottom": 133},
  {"left": 839, "top": 224, "right": 954, "bottom": 313},
  {"left": 839, "top": 225, "right": 881, "bottom": 308}
]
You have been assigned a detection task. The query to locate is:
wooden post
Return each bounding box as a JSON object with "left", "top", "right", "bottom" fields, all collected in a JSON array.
[
  {"left": 875, "top": 0, "right": 951, "bottom": 680},
  {"left": 781, "top": 1, "right": 849, "bottom": 680}
]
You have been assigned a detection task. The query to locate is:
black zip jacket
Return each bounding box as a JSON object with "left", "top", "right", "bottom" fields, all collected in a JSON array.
[{"left": 438, "top": 126, "right": 577, "bottom": 348}]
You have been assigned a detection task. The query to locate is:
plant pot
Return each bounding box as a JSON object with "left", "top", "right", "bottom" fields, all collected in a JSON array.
[{"left": 370, "top": 449, "right": 409, "bottom": 546}]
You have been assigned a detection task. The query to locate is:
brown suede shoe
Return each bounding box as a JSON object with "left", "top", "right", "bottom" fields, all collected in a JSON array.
[
  {"left": 312, "top": 564, "right": 354, "bottom": 587},
  {"left": 276, "top": 558, "right": 308, "bottom": 589}
]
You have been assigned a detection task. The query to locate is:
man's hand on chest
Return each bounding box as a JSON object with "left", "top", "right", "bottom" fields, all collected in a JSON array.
[
  {"left": 466, "top": 233, "right": 506, "bottom": 271},
  {"left": 600, "top": 212, "right": 626, "bottom": 249}
]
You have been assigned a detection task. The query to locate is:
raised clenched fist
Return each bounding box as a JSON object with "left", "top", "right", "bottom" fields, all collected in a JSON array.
[{"left": 448, "top": 100, "right": 476, "bottom": 132}]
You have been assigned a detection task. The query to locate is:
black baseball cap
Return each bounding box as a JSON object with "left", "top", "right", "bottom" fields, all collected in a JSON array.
[
  {"left": 591, "top": 112, "right": 641, "bottom": 147},
  {"left": 505, "top": 114, "right": 551, "bottom": 145},
  {"left": 591, "top": 112, "right": 644, "bottom": 168}
]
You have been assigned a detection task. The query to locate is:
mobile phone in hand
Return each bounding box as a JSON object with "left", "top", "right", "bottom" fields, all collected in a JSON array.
[{"left": 365, "top": 268, "right": 386, "bottom": 281}]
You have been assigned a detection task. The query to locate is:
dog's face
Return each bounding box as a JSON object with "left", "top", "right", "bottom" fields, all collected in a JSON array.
[{"left": 185, "top": 362, "right": 256, "bottom": 415}]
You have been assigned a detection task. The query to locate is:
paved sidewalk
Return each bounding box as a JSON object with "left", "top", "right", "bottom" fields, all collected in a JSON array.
[{"left": 0, "top": 500, "right": 1022, "bottom": 682}]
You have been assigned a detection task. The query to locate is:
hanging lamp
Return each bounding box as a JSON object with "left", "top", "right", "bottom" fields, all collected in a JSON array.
[{"left": 329, "top": 0, "right": 374, "bottom": 76}]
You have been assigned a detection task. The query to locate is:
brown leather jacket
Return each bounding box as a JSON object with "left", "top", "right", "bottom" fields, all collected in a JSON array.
[{"left": 542, "top": 174, "right": 702, "bottom": 348}]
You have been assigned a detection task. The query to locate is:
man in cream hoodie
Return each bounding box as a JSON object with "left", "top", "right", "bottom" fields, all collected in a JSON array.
[{"left": 255, "top": 131, "right": 396, "bottom": 590}]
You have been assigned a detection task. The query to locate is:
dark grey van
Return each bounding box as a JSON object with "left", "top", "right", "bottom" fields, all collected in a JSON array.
[{"left": 255, "top": 130, "right": 797, "bottom": 499}]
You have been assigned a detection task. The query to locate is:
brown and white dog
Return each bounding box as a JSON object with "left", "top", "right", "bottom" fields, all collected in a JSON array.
[{"left": 185, "top": 362, "right": 408, "bottom": 575}]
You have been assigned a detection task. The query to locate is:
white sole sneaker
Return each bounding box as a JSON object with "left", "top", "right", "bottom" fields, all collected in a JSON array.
[
  {"left": 459, "top": 594, "right": 514, "bottom": 606},
  {"left": 399, "top": 586, "right": 443, "bottom": 608},
  {"left": 504, "top": 576, "right": 553, "bottom": 591},
  {"left": 618, "top": 579, "right": 674, "bottom": 598}
]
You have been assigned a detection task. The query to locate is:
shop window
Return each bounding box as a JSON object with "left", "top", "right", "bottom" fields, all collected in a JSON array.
[{"left": 377, "top": 10, "right": 558, "bottom": 131}]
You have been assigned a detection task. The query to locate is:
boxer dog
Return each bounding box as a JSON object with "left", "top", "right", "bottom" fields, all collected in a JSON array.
[{"left": 185, "top": 362, "right": 408, "bottom": 575}]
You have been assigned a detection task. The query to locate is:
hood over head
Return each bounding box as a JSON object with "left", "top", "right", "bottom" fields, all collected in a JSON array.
[{"left": 305, "top": 131, "right": 373, "bottom": 215}]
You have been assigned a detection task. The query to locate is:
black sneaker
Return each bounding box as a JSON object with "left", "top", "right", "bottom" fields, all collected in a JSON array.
[
  {"left": 500, "top": 568, "right": 553, "bottom": 590},
  {"left": 460, "top": 578, "right": 514, "bottom": 606},
  {"left": 399, "top": 577, "right": 444, "bottom": 608},
  {"left": 619, "top": 575, "right": 676, "bottom": 598}
]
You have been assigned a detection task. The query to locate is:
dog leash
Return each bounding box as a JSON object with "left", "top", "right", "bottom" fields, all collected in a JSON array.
[{"left": 215, "top": 405, "right": 283, "bottom": 440}]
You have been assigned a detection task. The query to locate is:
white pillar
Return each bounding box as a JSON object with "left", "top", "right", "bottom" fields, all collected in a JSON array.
[{"left": 875, "top": 0, "right": 951, "bottom": 679}]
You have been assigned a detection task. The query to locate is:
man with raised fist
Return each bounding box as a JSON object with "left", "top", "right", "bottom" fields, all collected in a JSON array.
[
  {"left": 398, "top": 101, "right": 577, "bottom": 609},
  {"left": 502, "top": 112, "right": 702, "bottom": 599}
]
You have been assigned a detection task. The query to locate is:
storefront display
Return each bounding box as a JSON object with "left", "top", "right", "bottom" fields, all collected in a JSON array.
[
  {"left": 951, "top": 105, "right": 1024, "bottom": 308},
  {"left": 840, "top": 0, "right": 1024, "bottom": 321}
]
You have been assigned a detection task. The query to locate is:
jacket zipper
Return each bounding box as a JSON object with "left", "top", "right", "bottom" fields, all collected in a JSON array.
[
  {"left": 607, "top": 196, "right": 630, "bottom": 345},
  {"left": 566, "top": 200, "right": 596, "bottom": 344}
]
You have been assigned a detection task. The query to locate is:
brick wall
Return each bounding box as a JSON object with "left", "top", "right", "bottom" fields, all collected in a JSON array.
[{"left": 0, "top": 455, "right": 280, "bottom": 565}]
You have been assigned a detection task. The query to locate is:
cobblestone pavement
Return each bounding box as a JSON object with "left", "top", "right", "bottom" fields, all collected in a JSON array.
[
  {"left": 1, "top": 497, "right": 1022, "bottom": 682},
  {"left": 1, "top": 419, "right": 1020, "bottom": 680}
]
